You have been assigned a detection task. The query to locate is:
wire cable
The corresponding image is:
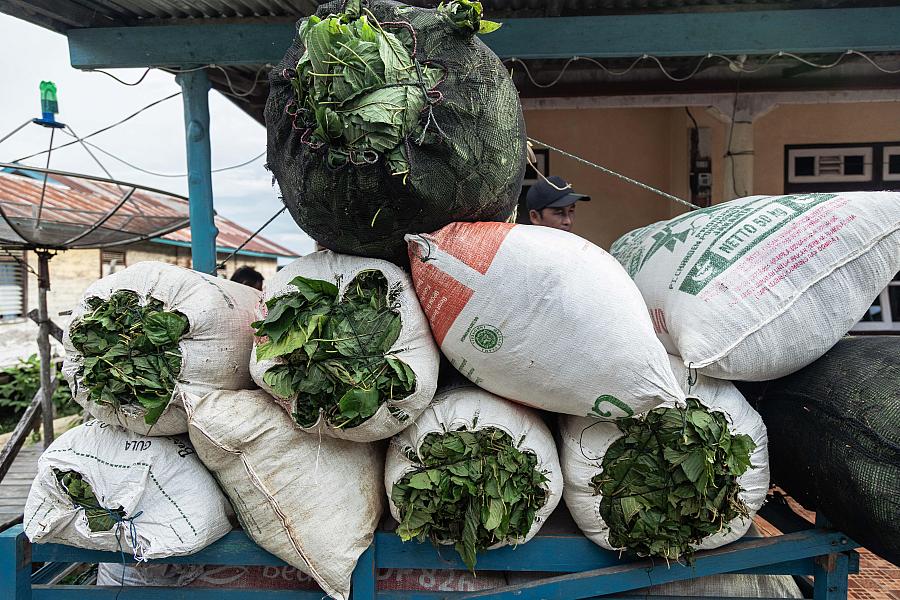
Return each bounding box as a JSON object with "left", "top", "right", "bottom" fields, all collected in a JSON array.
[
  {"left": 56, "top": 129, "right": 265, "bottom": 177},
  {"left": 12, "top": 92, "right": 181, "bottom": 163},
  {"left": 527, "top": 136, "right": 700, "bottom": 210},
  {"left": 85, "top": 68, "right": 153, "bottom": 86},
  {"left": 214, "top": 206, "right": 288, "bottom": 273}
]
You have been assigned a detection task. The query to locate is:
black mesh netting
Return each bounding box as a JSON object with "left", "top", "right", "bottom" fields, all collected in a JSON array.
[
  {"left": 265, "top": 0, "right": 526, "bottom": 263},
  {"left": 735, "top": 336, "right": 900, "bottom": 566}
]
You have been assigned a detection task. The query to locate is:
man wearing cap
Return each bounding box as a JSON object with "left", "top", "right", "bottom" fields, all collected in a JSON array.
[{"left": 526, "top": 175, "right": 590, "bottom": 232}]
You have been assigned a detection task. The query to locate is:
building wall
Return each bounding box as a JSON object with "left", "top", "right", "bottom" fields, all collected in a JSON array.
[{"left": 523, "top": 100, "right": 900, "bottom": 248}]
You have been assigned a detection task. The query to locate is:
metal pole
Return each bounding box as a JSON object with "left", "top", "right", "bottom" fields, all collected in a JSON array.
[
  {"left": 36, "top": 252, "right": 54, "bottom": 449},
  {"left": 175, "top": 69, "right": 218, "bottom": 273}
]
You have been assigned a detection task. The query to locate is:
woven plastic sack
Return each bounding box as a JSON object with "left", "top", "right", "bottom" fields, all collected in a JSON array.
[
  {"left": 62, "top": 261, "right": 260, "bottom": 436},
  {"left": 265, "top": 0, "right": 525, "bottom": 263},
  {"left": 24, "top": 420, "right": 232, "bottom": 559},
  {"left": 406, "top": 222, "right": 683, "bottom": 418},
  {"left": 559, "top": 355, "right": 769, "bottom": 554},
  {"left": 385, "top": 382, "right": 563, "bottom": 551},
  {"left": 610, "top": 192, "right": 900, "bottom": 380},
  {"left": 186, "top": 389, "right": 384, "bottom": 600},
  {"left": 735, "top": 336, "right": 900, "bottom": 565},
  {"left": 249, "top": 251, "right": 440, "bottom": 442}
]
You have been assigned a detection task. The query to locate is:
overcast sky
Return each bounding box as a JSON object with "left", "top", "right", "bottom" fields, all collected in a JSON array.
[{"left": 0, "top": 13, "right": 315, "bottom": 259}]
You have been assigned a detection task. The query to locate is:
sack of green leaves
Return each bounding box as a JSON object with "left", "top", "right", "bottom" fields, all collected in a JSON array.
[
  {"left": 265, "top": 0, "right": 525, "bottom": 263},
  {"left": 249, "top": 251, "right": 439, "bottom": 442},
  {"left": 559, "top": 355, "right": 769, "bottom": 560},
  {"left": 62, "top": 261, "right": 261, "bottom": 436},
  {"left": 384, "top": 382, "right": 563, "bottom": 571},
  {"left": 185, "top": 389, "right": 384, "bottom": 600},
  {"left": 23, "top": 419, "right": 232, "bottom": 558}
]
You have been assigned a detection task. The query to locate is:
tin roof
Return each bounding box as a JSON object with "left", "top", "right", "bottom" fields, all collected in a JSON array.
[{"left": 0, "top": 168, "right": 297, "bottom": 257}]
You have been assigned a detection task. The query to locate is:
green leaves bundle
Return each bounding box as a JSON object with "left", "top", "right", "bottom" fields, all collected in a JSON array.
[
  {"left": 392, "top": 427, "right": 549, "bottom": 571},
  {"left": 253, "top": 270, "right": 416, "bottom": 429},
  {"left": 591, "top": 399, "right": 756, "bottom": 560},
  {"left": 291, "top": 0, "right": 445, "bottom": 178},
  {"left": 437, "top": 0, "right": 502, "bottom": 34},
  {"left": 69, "top": 291, "right": 188, "bottom": 426},
  {"left": 54, "top": 469, "right": 126, "bottom": 532}
]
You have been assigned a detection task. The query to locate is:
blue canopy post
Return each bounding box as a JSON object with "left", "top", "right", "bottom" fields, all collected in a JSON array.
[{"left": 175, "top": 69, "right": 218, "bottom": 274}]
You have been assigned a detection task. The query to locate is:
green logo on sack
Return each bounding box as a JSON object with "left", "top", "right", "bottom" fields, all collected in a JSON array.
[{"left": 470, "top": 324, "right": 503, "bottom": 353}]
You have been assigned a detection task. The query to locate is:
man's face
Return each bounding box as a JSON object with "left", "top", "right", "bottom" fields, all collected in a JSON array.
[{"left": 529, "top": 204, "right": 576, "bottom": 231}]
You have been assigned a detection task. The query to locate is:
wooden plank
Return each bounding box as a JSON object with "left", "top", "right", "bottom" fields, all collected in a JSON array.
[
  {"left": 0, "top": 380, "right": 55, "bottom": 483},
  {"left": 26, "top": 310, "right": 63, "bottom": 343},
  {"left": 67, "top": 7, "right": 900, "bottom": 68}
]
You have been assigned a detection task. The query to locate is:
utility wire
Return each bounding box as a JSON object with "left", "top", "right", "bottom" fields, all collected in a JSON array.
[
  {"left": 214, "top": 206, "right": 288, "bottom": 273},
  {"left": 13, "top": 92, "right": 181, "bottom": 163},
  {"left": 86, "top": 68, "right": 153, "bottom": 86}
]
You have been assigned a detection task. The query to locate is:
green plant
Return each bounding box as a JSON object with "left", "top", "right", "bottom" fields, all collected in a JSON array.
[
  {"left": 591, "top": 398, "right": 756, "bottom": 561},
  {"left": 254, "top": 270, "right": 415, "bottom": 429},
  {"left": 392, "top": 427, "right": 549, "bottom": 571},
  {"left": 437, "top": 0, "right": 502, "bottom": 34},
  {"left": 68, "top": 290, "right": 188, "bottom": 426},
  {"left": 54, "top": 469, "right": 126, "bottom": 532},
  {"left": 0, "top": 355, "right": 73, "bottom": 434}
]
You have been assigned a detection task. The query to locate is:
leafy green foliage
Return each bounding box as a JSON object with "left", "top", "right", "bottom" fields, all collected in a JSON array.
[
  {"left": 591, "top": 399, "right": 757, "bottom": 560},
  {"left": 438, "top": 0, "right": 502, "bottom": 34},
  {"left": 253, "top": 270, "right": 415, "bottom": 429},
  {"left": 0, "top": 355, "right": 73, "bottom": 434},
  {"left": 54, "top": 469, "right": 126, "bottom": 532},
  {"left": 68, "top": 291, "right": 188, "bottom": 426},
  {"left": 290, "top": 2, "right": 445, "bottom": 179},
  {"left": 392, "top": 427, "right": 549, "bottom": 571}
]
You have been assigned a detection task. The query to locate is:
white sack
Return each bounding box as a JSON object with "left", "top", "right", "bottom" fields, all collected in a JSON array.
[
  {"left": 385, "top": 383, "right": 563, "bottom": 549},
  {"left": 63, "top": 261, "right": 260, "bottom": 436},
  {"left": 185, "top": 389, "right": 384, "bottom": 600},
  {"left": 560, "top": 355, "right": 769, "bottom": 552},
  {"left": 610, "top": 192, "right": 900, "bottom": 380},
  {"left": 23, "top": 420, "right": 232, "bottom": 559},
  {"left": 406, "top": 223, "right": 682, "bottom": 418},
  {"left": 249, "top": 251, "right": 440, "bottom": 442}
]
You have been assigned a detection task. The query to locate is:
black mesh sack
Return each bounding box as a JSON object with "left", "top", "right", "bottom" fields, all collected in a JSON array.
[
  {"left": 265, "top": 0, "right": 526, "bottom": 263},
  {"left": 735, "top": 336, "right": 900, "bottom": 566}
]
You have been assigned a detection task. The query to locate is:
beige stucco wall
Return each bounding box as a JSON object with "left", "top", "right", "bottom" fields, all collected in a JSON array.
[
  {"left": 753, "top": 101, "right": 900, "bottom": 195},
  {"left": 524, "top": 100, "right": 900, "bottom": 248}
]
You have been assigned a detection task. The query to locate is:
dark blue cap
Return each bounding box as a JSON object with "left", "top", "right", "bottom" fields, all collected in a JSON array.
[{"left": 526, "top": 176, "right": 590, "bottom": 211}]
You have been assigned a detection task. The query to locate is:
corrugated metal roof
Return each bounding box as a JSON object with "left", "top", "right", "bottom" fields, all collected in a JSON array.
[{"left": 0, "top": 170, "right": 297, "bottom": 257}]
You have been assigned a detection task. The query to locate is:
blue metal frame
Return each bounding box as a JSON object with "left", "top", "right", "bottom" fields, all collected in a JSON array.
[
  {"left": 66, "top": 7, "right": 900, "bottom": 68},
  {"left": 149, "top": 237, "right": 297, "bottom": 261},
  {"left": 0, "top": 520, "right": 859, "bottom": 600},
  {"left": 174, "top": 70, "right": 218, "bottom": 274}
]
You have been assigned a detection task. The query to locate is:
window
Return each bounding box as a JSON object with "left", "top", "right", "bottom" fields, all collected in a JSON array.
[
  {"left": 101, "top": 249, "right": 126, "bottom": 277},
  {"left": 784, "top": 142, "right": 900, "bottom": 333},
  {"left": 0, "top": 251, "right": 26, "bottom": 320},
  {"left": 787, "top": 147, "right": 873, "bottom": 184}
]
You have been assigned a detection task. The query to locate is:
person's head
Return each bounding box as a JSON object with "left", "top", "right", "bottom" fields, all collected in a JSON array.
[
  {"left": 526, "top": 175, "right": 590, "bottom": 232},
  {"left": 231, "top": 266, "right": 264, "bottom": 291}
]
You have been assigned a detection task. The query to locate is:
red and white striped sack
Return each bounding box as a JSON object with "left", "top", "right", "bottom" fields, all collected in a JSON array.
[{"left": 405, "top": 222, "right": 683, "bottom": 418}]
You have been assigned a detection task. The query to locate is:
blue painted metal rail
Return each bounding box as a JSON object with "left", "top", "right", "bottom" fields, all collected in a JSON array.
[{"left": 0, "top": 519, "right": 859, "bottom": 600}]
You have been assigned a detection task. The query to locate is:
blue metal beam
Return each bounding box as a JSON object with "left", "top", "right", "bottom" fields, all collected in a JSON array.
[
  {"left": 149, "top": 237, "right": 297, "bottom": 260},
  {"left": 67, "top": 7, "right": 900, "bottom": 68},
  {"left": 175, "top": 70, "right": 218, "bottom": 274}
]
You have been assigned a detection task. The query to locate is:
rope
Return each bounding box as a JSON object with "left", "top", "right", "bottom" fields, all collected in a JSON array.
[
  {"left": 213, "top": 206, "right": 288, "bottom": 273},
  {"left": 527, "top": 136, "right": 700, "bottom": 210}
]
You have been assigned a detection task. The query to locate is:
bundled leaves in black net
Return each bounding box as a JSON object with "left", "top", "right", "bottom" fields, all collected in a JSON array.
[
  {"left": 253, "top": 270, "right": 415, "bottom": 429},
  {"left": 290, "top": 0, "right": 446, "bottom": 179},
  {"left": 54, "top": 469, "right": 126, "bottom": 532},
  {"left": 69, "top": 291, "right": 189, "bottom": 425},
  {"left": 392, "top": 427, "right": 549, "bottom": 571},
  {"left": 437, "top": 0, "right": 501, "bottom": 34},
  {"left": 591, "top": 399, "right": 756, "bottom": 560}
]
